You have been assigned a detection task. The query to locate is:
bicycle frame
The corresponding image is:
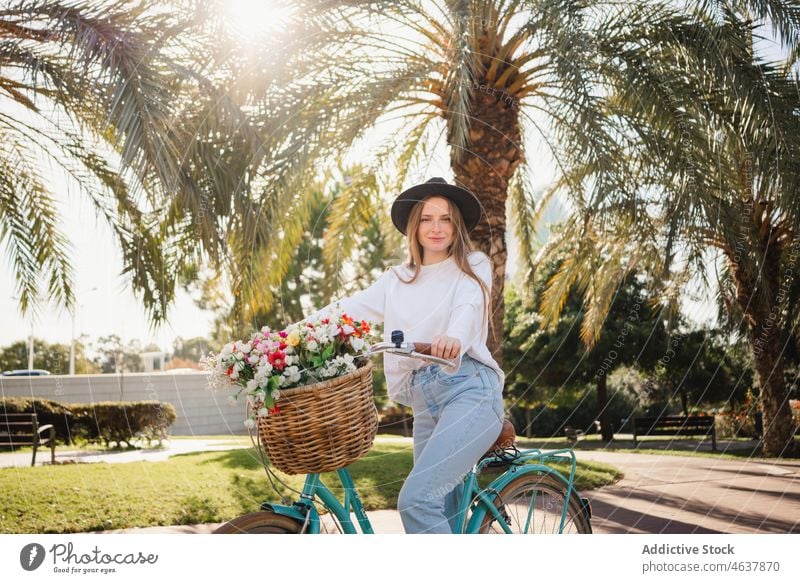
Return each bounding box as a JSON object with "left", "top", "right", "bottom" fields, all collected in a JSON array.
[{"left": 257, "top": 447, "right": 581, "bottom": 534}]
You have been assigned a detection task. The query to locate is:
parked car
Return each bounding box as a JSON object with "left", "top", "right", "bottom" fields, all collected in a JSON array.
[{"left": 1, "top": 369, "right": 51, "bottom": 376}]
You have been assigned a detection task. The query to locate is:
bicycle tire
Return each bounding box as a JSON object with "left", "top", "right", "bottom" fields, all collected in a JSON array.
[
  {"left": 213, "top": 512, "right": 304, "bottom": 534},
  {"left": 478, "top": 472, "right": 591, "bottom": 534}
]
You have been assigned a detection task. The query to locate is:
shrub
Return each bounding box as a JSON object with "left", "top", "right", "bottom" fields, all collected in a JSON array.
[
  {"left": 68, "top": 401, "right": 177, "bottom": 447},
  {"left": 377, "top": 404, "right": 413, "bottom": 436},
  {"left": 712, "top": 391, "right": 760, "bottom": 439}
]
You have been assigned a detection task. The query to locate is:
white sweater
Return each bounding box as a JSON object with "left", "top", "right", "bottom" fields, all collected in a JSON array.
[{"left": 306, "top": 251, "right": 504, "bottom": 404}]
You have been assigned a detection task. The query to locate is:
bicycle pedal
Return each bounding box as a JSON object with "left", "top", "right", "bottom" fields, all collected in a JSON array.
[{"left": 499, "top": 506, "right": 512, "bottom": 526}]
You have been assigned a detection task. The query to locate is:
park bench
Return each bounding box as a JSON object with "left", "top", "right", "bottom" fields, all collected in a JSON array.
[
  {"left": 632, "top": 415, "right": 717, "bottom": 452},
  {"left": 0, "top": 412, "right": 56, "bottom": 466}
]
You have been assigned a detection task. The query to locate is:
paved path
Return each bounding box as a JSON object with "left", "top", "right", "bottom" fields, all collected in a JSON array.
[
  {"left": 0, "top": 438, "right": 249, "bottom": 468},
  {"left": 579, "top": 451, "right": 800, "bottom": 534}
]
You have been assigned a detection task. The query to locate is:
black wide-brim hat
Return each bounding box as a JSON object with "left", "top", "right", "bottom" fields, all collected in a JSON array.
[{"left": 390, "top": 177, "right": 481, "bottom": 236}]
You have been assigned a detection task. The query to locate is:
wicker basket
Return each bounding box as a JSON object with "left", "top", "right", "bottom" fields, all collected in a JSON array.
[{"left": 255, "top": 361, "right": 378, "bottom": 474}]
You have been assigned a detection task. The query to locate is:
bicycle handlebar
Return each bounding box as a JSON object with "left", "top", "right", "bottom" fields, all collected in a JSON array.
[{"left": 363, "top": 330, "right": 456, "bottom": 368}]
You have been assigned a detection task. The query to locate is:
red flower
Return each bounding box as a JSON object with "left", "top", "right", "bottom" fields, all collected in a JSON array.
[
  {"left": 268, "top": 351, "right": 287, "bottom": 371},
  {"left": 226, "top": 366, "right": 234, "bottom": 376},
  {"left": 278, "top": 331, "right": 288, "bottom": 338},
  {"left": 269, "top": 404, "right": 281, "bottom": 415},
  {"left": 361, "top": 320, "right": 370, "bottom": 334}
]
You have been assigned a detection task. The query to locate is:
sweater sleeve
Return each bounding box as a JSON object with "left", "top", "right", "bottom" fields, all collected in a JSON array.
[
  {"left": 442, "top": 252, "right": 492, "bottom": 373},
  {"left": 303, "top": 268, "right": 392, "bottom": 324}
]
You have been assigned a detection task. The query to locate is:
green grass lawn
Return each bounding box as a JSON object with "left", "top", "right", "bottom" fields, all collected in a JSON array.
[{"left": 0, "top": 436, "right": 621, "bottom": 534}]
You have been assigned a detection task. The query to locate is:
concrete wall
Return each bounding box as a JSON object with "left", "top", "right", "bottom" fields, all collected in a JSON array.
[{"left": 0, "top": 372, "right": 248, "bottom": 436}]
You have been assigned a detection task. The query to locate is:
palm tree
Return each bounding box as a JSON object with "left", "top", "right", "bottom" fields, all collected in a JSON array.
[
  {"left": 220, "top": 1, "right": 799, "bottom": 373},
  {"left": 538, "top": 4, "right": 800, "bottom": 456},
  {"left": 0, "top": 0, "right": 266, "bottom": 323}
]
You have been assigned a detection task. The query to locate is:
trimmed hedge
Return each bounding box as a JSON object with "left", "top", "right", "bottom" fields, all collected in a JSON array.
[
  {"left": 69, "top": 401, "right": 177, "bottom": 447},
  {"left": 0, "top": 398, "right": 176, "bottom": 448}
]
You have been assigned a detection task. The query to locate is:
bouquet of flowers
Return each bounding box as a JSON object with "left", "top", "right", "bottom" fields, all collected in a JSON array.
[{"left": 202, "top": 304, "right": 376, "bottom": 428}]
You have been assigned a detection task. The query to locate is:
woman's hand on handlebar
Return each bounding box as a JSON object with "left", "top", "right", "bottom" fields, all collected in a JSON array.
[{"left": 430, "top": 335, "right": 461, "bottom": 360}]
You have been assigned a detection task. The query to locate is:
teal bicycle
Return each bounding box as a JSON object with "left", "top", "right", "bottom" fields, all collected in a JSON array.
[{"left": 214, "top": 332, "right": 592, "bottom": 534}]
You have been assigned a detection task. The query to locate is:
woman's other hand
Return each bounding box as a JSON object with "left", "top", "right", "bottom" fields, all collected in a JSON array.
[{"left": 431, "top": 335, "right": 461, "bottom": 359}]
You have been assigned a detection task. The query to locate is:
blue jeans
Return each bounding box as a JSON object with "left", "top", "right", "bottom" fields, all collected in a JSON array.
[{"left": 396, "top": 354, "right": 505, "bottom": 533}]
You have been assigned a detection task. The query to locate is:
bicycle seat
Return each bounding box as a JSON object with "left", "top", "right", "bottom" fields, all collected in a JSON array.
[{"left": 485, "top": 419, "right": 516, "bottom": 456}]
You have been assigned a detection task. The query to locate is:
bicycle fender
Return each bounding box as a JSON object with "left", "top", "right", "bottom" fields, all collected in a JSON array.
[
  {"left": 464, "top": 465, "right": 568, "bottom": 532},
  {"left": 259, "top": 502, "right": 321, "bottom": 534}
]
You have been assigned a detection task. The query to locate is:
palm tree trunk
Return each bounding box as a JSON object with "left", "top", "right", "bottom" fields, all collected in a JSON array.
[
  {"left": 748, "top": 326, "right": 795, "bottom": 456},
  {"left": 724, "top": 222, "right": 796, "bottom": 457},
  {"left": 449, "top": 91, "right": 523, "bottom": 370}
]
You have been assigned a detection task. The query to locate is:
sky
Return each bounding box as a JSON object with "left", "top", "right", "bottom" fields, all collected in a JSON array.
[{"left": 0, "top": 4, "right": 788, "bottom": 353}]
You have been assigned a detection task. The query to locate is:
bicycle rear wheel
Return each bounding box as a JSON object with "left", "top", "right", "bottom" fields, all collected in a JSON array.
[
  {"left": 478, "top": 472, "right": 591, "bottom": 534},
  {"left": 213, "top": 512, "right": 304, "bottom": 534}
]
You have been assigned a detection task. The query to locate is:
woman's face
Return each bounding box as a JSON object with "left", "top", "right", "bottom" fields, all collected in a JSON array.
[{"left": 416, "top": 196, "right": 455, "bottom": 256}]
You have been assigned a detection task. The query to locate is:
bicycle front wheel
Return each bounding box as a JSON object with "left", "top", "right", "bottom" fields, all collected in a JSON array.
[
  {"left": 213, "top": 512, "right": 304, "bottom": 534},
  {"left": 478, "top": 472, "right": 591, "bottom": 534}
]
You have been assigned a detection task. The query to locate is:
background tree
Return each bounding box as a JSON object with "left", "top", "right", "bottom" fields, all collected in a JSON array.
[
  {"left": 92, "top": 335, "right": 144, "bottom": 373},
  {"left": 185, "top": 173, "right": 392, "bottom": 344},
  {"left": 170, "top": 336, "right": 219, "bottom": 365},
  {"left": 505, "top": 261, "right": 668, "bottom": 440},
  {"left": 0, "top": 337, "right": 98, "bottom": 374},
  {"left": 538, "top": 4, "right": 800, "bottom": 455}
]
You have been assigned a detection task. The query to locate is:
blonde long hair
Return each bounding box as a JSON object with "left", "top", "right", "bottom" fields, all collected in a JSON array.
[{"left": 393, "top": 195, "right": 495, "bottom": 340}]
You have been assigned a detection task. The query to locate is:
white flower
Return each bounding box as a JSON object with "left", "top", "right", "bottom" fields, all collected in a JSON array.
[
  {"left": 258, "top": 407, "right": 270, "bottom": 417},
  {"left": 248, "top": 354, "right": 259, "bottom": 365},
  {"left": 246, "top": 379, "right": 258, "bottom": 392},
  {"left": 342, "top": 324, "right": 355, "bottom": 335},
  {"left": 244, "top": 418, "right": 256, "bottom": 429},
  {"left": 350, "top": 336, "right": 365, "bottom": 351},
  {"left": 221, "top": 343, "right": 233, "bottom": 357},
  {"left": 229, "top": 369, "right": 239, "bottom": 380},
  {"left": 284, "top": 365, "right": 301, "bottom": 384},
  {"left": 307, "top": 340, "right": 319, "bottom": 351}
]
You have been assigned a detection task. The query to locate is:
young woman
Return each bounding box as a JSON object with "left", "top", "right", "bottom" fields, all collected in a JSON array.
[{"left": 305, "top": 177, "right": 505, "bottom": 533}]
